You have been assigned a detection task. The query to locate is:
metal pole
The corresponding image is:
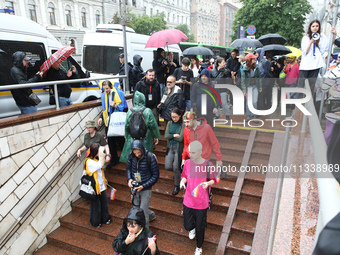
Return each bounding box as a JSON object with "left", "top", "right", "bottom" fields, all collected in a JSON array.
[
  {"left": 121, "top": 0, "right": 129, "bottom": 93},
  {"left": 54, "top": 83, "right": 60, "bottom": 110},
  {"left": 325, "top": 0, "right": 339, "bottom": 74}
]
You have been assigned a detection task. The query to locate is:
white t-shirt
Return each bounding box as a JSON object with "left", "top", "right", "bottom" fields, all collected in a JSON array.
[
  {"left": 87, "top": 159, "right": 106, "bottom": 192},
  {"left": 300, "top": 33, "right": 329, "bottom": 71},
  {"left": 191, "top": 65, "right": 199, "bottom": 78}
]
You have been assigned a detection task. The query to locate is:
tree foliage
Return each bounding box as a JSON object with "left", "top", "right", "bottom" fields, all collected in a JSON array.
[
  {"left": 110, "top": 9, "right": 134, "bottom": 28},
  {"left": 132, "top": 13, "right": 168, "bottom": 35},
  {"left": 231, "top": 0, "right": 313, "bottom": 46},
  {"left": 175, "top": 24, "right": 195, "bottom": 42}
]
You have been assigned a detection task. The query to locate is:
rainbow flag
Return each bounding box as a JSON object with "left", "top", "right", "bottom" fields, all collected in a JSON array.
[
  {"left": 110, "top": 187, "right": 117, "bottom": 200},
  {"left": 192, "top": 183, "right": 204, "bottom": 197},
  {"left": 216, "top": 169, "right": 221, "bottom": 183}
]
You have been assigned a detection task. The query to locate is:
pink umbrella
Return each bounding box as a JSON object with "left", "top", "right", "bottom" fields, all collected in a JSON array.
[
  {"left": 40, "top": 46, "right": 75, "bottom": 76},
  {"left": 145, "top": 29, "right": 188, "bottom": 48}
]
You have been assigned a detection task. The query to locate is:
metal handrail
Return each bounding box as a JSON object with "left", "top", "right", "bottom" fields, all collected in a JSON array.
[{"left": 304, "top": 80, "right": 340, "bottom": 247}]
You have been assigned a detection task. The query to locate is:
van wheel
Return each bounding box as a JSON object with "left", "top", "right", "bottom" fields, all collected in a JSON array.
[{"left": 83, "top": 96, "right": 98, "bottom": 102}]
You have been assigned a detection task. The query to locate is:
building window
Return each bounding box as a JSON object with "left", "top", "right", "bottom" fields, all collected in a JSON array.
[
  {"left": 95, "top": 12, "right": 100, "bottom": 25},
  {"left": 5, "top": 1, "right": 14, "bottom": 13},
  {"left": 28, "top": 4, "right": 37, "bottom": 22},
  {"left": 65, "top": 7, "right": 72, "bottom": 26},
  {"left": 48, "top": 7, "right": 56, "bottom": 25},
  {"left": 132, "top": 0, "right": 136, "bottom": 7},
  {"left": 81, "top": 10, "right": 87, "bottom": 27}
]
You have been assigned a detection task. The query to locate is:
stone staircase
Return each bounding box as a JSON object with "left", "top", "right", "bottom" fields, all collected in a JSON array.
[{"left": 34, "top": 125, "right": 276, "bottom": 255}]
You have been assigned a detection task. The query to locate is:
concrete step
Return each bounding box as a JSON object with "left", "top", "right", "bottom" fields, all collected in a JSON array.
[{"left": 33, "top": 244, "right": 79, "bottom": 255}]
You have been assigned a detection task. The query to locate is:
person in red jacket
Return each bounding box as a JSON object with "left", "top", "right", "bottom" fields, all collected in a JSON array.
[{"left": 181, "top": 111, "right": 222, "bottom": 168}]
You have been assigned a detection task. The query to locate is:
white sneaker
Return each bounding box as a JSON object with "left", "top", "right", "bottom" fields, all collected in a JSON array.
[
  {"left": 189, "top": 228, "right": 196, "bottom": 239},
  {"left": 194, "top": 247, "right": 202, "bottom": 255}
]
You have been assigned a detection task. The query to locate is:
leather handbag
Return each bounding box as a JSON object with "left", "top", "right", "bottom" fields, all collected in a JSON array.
[{"left": 28, "top": 92, "right": 41, "bottom": 106}]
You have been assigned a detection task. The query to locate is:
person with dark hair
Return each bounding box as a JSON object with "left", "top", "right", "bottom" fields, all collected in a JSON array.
[
  {"left": 134, "top": 69, "right": 161, "bottom": 125},
  {"left": 112, "top": 207, "right": 159, "bottom": 255},
  {"left": 167, "top": 52, "right": 179, "bottom": 76},
  {"left": 98, "top": 80, "right": 127, "bottom": 166},
  {"left": 126, "top": 140, "right": 159, "bottom": 228},
  {"left": 210, "top": 57, "right": 231, "bottom": 120},
  {"left": 44, "top": 57, "right": 77, "bottom": 107},
  {"left": 173, "top": 57, "right": 194, "bottom": 111},
  {"left": 118, "top": 53, "right": 134, "bottom": 93},
  {"left": 77, "top": 120, "right": 110, "bottom": 163},
  {"left": 298, "top": 19, "right": 330, "bottom": 96},
  {"left": 241, "top": 54, "right": 262, "bottom": 122},
  {"left": 131, "top": 54, "right": 144, "bottom": 89},
  {"left": 191, "top": 69, "right": 220, "bottom": 126},
  {"left": 164, "top": 107, "right": 185, "bottom": 195},
  {"left": 152, "top": 48, "right": 169, "bottom": 98},
  {"left": 84, "top": 143, "right": 110, "bottom": 228},
  {"left": 10, "top": 51, "right": 43, "bottom": 114},
  {"left": 226, "top": 49, "right": 240, "bottom": 81}
]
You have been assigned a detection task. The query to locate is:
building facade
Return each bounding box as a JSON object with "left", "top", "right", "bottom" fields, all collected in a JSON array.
[
  {"left": 1, "top": 0, "right": 191, "bottom": 62},
  {"left": 190, "top": 0, "right": 219, "bottom": 45}
]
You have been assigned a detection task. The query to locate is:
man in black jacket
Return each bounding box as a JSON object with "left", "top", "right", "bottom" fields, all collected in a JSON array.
[
  {"left": 134, "top": 69, "right": 161, "bottom": 125},
  {"left": 226, "top": 49, "right": 241, "bottom": 80},
  {"left": 131, "top": 54, "right": 144, "bottom": 90},
  {"left": 118, "top": 53, "right": 134, "bottom": 93},
  {"left": 10, "top": 51, "right": 43, "bottom": 114},
  {"left": 152, "top": 48, "right": 169, "bottom": 98},
  {"left": 126, "top": 140, "right": 159, "bottom": 228},
  {"left": 45, "top": 58, "right": 77, "bottom": 107}
]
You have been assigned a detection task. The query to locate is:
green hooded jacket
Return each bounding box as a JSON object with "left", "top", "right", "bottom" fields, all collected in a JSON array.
[{"left": 120, "top": 91, "right": 161, "bottom": 163}]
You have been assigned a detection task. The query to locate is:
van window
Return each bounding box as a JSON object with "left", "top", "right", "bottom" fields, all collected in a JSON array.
[
  {"left": 83, "top": 45, "right": 122, "bottom": 75},
  {"left": 0, "top": 40, "right": 46, "bottom": 85}
]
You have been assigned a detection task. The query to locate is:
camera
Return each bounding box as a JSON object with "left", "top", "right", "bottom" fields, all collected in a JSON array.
[
  {"left": 131, "top": 180, "right": 140, "bottom": 196},
  {"left": 162, "top": 57, "right": 171, "bottom": 67},
  {"left": 312, "top": 32, "right": 320, "bottom": 41}
]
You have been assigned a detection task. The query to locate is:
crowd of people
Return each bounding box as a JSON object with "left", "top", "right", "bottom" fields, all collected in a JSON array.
[{"left": 8, "top": 19, "right": 340, "bottom": 255}]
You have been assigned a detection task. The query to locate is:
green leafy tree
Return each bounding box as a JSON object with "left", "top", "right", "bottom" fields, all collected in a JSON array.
[
  {"left": 132, "top": 13, "right": 168, "bottom": 35},
  {"left": 175, "top": 24, "right": 195, "bottom": 42},
  {"left": 110, "top": 9, "right": 135, "bottom": 28},
  {"left": 231, "top": 0, "right": 313, "bottom": 46}
]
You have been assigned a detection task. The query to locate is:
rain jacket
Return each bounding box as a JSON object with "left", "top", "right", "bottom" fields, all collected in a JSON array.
[
  {"left": 241, "top": 64, "right": 263, "bottom": 92},
  {"left": 119, "top": 61, "right": 134, "bottom": 91},
  {"left": 131, "top": 54, "right": 144, "bottom": 87},
  {"left": 182, "top": 118, "right": 222, "bottom": 161},
  {"left": 120, "top": 91, "right": 161, "bottom": 163},
  {"left": 113, "top": 208, "right": 160, "bottom": 255},
  {"left": 152, "top": 48, "right": 168, "bottom": 84},
  {"left": 134, "top": 77, "right": 161, "bottom": 109},
  {"left": 10, "top": 51, "right": 42, "bottom": 107},
  {"left": 125, "top": 140, "right": 159, "bottom": 190}
]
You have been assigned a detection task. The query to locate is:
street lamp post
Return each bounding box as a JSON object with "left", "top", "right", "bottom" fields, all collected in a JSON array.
[{"left": 120, "top": 0, "right": 129, "bottom": 93}]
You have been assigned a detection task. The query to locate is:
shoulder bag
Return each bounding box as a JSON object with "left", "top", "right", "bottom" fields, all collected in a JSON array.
[{"left": 79, "top": 159, "right": 97, "bottom": 200}]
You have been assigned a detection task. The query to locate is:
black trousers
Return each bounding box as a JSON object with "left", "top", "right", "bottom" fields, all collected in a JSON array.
[
  {"left": 105, "top": 127, "right": 125, "bottom": 164},
  {"left": 90, "top": 190, "right": 110, "bottom": 227},
  {"left": 183, "top": 205, "right": 208, "bottom": 248},
  {"left": 297, "top": 69, "right": 319, "bottom": 97}
]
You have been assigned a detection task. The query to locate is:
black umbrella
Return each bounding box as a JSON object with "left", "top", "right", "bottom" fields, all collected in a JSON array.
[
  {"left": 258, "top": 33, "right": 287, "bottom": 46},
  {"left": 0, "top": 49, "right": 6, "bottom": 54},
  {"left": 262, "top": 44, "right": 292, "bottom": 55},
  {"left": 231, "top": 38, "right": 263, "bottom": 48},
  {"left": 182, "top": 46, "right": 214, "bottom": 56}
]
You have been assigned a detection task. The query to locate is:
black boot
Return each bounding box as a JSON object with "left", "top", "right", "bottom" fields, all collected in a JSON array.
[{"left": 172, "top": 186, "right": 180, "bottom": 195}]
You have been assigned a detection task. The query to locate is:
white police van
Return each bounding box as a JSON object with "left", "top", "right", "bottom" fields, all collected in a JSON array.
[{"left": 0, "top": 14, "right": 102, "bottom": 118}]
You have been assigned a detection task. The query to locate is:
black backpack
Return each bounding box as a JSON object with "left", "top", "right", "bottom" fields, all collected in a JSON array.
[{"left": 129, "top": 106, "right": 147, "bottom": 139}]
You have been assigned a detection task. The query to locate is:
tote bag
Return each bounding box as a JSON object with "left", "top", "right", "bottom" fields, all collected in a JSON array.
[{"left": 107, "top": 112, "right": 127, "bottom": 137}]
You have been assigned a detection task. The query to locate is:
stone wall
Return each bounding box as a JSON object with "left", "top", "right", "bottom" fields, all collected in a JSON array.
[{"left": 0, "top": 106, "right": 102, "bottom": 255}]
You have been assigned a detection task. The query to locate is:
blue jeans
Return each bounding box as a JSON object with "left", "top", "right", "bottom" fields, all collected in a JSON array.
[
  {"left": 245, "top": 85, "right": 258, "bottom": 116},
  {"left": 59, "top": 97, "right": 73, "bottom": 107},
  {"left": 160, "top": 83, "right": 165, "bottom": 98},
  {"left": 17, "top": 105, "right": 37, "bottom": 114},
  {"left": 185, "top": 100, "right": 191, "bottom": 111},
  {"left": 285, "top": 83, "right": 297, "bottom": 99}
]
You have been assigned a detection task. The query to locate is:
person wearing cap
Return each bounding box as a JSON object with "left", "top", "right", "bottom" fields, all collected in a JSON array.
[
  {"left": 118, "top": 53, "right": 134, "bottom": 93},
  {"left": 191, "top": 69, "right": 220, "bottom": 127},
  {"left": 44, "top": 57, "right": 77, "bottom": 107},
  {"left": 76, "top": 120, "right": 111, "bottom": 164},
  {"left": 181, "top": 111, "right": 222, "bottom": 168},
  {"left": 10, "top": 51, "right": 43, "bottom": 114},
  {"left": 241, "top": 53, "right": 262, "bottom": 122},
  {"left": 113, "top": 207, "right": 159, "bottom": 255}
]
